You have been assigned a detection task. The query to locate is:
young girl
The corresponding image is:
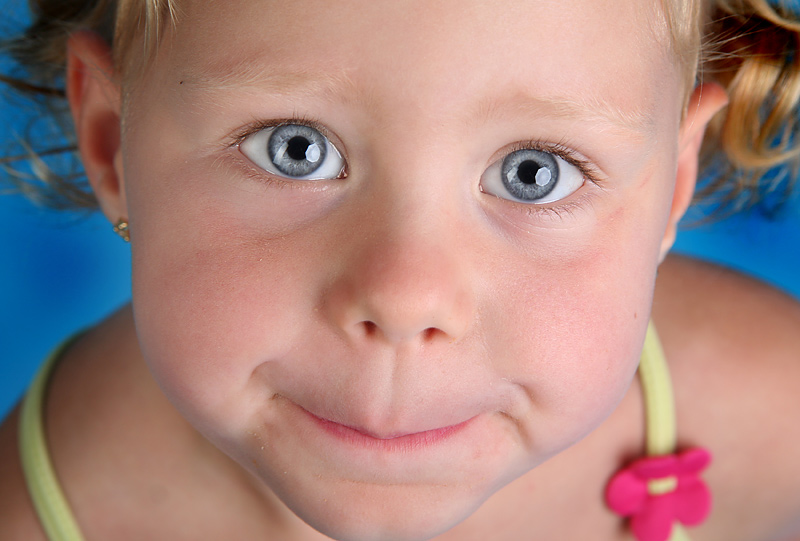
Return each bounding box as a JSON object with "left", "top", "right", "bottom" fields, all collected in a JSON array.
[{"left": 1, "top": 0, "right": 800, "bottom": 540}]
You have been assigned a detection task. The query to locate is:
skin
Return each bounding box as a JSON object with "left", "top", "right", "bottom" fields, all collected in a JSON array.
[
  {"left": 12, "top": 0, "right": 800, "bottom": 540},
  {"left": 65, "top": 0, "right": 729, "bottom": 539}
]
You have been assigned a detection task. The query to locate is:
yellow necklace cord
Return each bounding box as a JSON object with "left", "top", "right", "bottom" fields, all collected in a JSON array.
[
  {"left": 19, "top": 337, "right": 86, "bottom": 541},
  {"left": 639, "top": 321, "right": 676, "bottom": 457},
  {"left": 17, "top": 323, "right": 689, "bottom": 541},
  {"left": 639, "top": 321, "right": 691, "bottom": 541}
]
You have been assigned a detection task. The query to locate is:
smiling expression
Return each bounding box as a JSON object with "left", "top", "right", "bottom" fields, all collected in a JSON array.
[{"left": 111, "top": 0, "right": 689, "bottom": 539}]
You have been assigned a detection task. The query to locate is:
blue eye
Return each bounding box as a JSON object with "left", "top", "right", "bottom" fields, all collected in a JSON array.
[
  {"left": 480, "top": 147, "right": 585, "bottom": 204},
  {"left": 239, "top": 123, "right": 345, "bottom": 180}
]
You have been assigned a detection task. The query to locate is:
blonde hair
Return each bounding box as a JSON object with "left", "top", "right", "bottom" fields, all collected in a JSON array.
[
  {"left": 700, "top": 0, "right": 800, "bottom": 210},
  {"left": 2, "top": 0, "right": 800, "bottom": 212},
  {"left": 113, "top": 0, "right": 178, "bottom": 78}
]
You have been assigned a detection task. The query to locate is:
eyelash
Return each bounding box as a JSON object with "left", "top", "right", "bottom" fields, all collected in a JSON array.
[
  {"left": 228, "top": 119, "right": 605, "bottom": 216},
  {"left": 230, "top": 115, "right": 332, "bottom": 150},
  {"left": 481, "top": 139, "right": 605, "bottom": 221},
  {"left": 229, "top": 115, "right": 350, "bottom": 188},
  {"left": 523, "top": 193, "right": 599, "bottom": 221},
  {"left": 503, "top": 140, "right": 603, "bottom": 187}
]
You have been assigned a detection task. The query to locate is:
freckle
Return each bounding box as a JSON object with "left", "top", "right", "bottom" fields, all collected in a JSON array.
[{"left": 179, "top": 80, "right": 184, "bottom": 85}]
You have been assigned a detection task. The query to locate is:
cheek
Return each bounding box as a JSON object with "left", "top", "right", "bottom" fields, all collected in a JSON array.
[
  {"left": 482, "top": 201, "right": 662, "bottom": 450},
  {"left": 127, "top": 187, "right": 330, "bottom": 432}
]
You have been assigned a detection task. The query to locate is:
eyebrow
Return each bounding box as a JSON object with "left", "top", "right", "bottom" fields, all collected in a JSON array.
[
  {"left": 179, "top": 57, "right": 360, "bottom": 101},
  {"left": 181, "top": 59, "right": 656, "bottom": 139},
  {"left": 473, "top": 90, "right": 657, "bottom": 140}
]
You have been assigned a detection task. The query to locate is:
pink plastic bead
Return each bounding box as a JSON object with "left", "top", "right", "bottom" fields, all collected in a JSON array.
[{"left": 605, "top": 448, "right": 712, "bottom": 541}]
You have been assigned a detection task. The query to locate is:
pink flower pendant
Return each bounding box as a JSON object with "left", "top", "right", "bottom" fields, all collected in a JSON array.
[{"left": 605, "top": 448, "right": 712, "bottom": 541}]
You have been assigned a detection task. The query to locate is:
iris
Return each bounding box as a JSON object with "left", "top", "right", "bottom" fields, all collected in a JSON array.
[
  {"left": 268, "top": 124, "right": 328, "bottom": 177},
  {"left": 500, "top": 149, "right": 559, "bottom": 201}
]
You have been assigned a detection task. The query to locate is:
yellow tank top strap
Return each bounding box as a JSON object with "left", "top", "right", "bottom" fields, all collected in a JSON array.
[{"left": 18, "top": 337, "right": 86, "bottom": 541}]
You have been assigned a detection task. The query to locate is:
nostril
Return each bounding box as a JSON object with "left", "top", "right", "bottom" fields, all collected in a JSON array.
[
  {"left": 422, "top": 327, "right": 441, "bottom": 342},
  {"left": 357, "top": 322, "right": 445, "bottom": 342},
  {"left": 362, "top": 321, "right": 378, "bottom": 337}
]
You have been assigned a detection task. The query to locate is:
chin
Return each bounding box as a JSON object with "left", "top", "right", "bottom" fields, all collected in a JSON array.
[{"left": 279, "top": 480, "right": 491, "bottom": 541}]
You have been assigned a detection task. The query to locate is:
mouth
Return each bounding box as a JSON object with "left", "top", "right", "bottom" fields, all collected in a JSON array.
[
  {"left": 300, "top": 406, "right": 476, "bottom": 453},
  {"left": 255, "top": 396, "right": 516, "bottom": 486}
]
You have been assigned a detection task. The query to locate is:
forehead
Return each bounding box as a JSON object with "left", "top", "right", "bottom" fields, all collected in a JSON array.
[{"left": 145, "top": 0, "right": 679, "bottom": 133}]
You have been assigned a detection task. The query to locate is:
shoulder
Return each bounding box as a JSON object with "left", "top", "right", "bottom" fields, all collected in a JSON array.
[
  {"left": 0, "top": 406, "right": 48, "bottom": 541},
  {"left": 653, "top": 254, "right": 800, "bottom": 384},
  {"left": 654, "top": 253, "right": 800, "bottom": 372},
  {"left": 653, "top": 254, "right": 800, "bottom": 540}
]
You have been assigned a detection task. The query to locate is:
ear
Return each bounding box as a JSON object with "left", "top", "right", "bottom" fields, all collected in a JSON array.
[
  {"left": 659, "top": 82, "right": 728, "bottom": 261},
  {"left": 66, "top": 31, "right": 126, "bottom": 224}
]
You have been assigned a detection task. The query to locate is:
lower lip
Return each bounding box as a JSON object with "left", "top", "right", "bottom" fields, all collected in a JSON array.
[{"left": 302, "top": 408, "right": 475, "bottom": 453}]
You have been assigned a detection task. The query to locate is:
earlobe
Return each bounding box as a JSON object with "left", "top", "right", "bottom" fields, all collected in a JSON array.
[
  {"left": 67, "top": 31, "right": 126, "bottom": 223},
  {"left": 659, "top": 83, "right": 729, "bottom": 261}
]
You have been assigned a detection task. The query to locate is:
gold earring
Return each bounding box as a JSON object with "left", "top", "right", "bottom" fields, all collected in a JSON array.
[{"left": 113, "top": 219, "right": 130, "bottom": 242}]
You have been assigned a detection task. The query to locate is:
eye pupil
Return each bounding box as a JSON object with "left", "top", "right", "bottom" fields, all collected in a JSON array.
[
  {"left": 517, "top": 160, "right": 554, "bottom": 187},
  {"left": 286, "top": 136, "right": 314, "bottom": 162},
  {"left": 518, "top": 161, "right": 542, "bottom": 185}
]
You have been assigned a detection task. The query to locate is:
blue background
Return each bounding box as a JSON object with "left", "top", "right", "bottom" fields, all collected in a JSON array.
[{"left": 2, "top": 2, "right": 799, "bottom": 420}]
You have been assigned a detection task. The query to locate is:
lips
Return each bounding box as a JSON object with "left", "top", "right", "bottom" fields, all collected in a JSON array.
[
  {"left": 298, "top": 403, "right": 476, "bottom": 453},
  {"left": 254, "top": 395, "right": 516, "bottom": 486}
]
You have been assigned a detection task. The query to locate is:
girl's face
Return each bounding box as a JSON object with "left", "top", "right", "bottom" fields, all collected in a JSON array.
[{"left": 117, "top": 0, "right": 686, "bottom": 538}]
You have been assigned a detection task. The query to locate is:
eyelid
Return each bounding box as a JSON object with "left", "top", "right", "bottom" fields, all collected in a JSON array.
[
  {"left": 478, "top": 139, "right": 608, "bottom": 225},
  {"left": 499, "top": 140, "right": 604, "bottom": 188},
  {"left": 522, "top": 191, "right": 602, "bottom": 223},
  {"left": 229, "top": 116, "right": 348, "bottom": 160},
  {"left": 232, "top": 117, "right": 349, "bottom": 180}
]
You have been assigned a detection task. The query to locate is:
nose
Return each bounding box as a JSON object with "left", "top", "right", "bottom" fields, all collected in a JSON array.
[{"left": 322, "top": 203, "right": 475, "bottom": 346}]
